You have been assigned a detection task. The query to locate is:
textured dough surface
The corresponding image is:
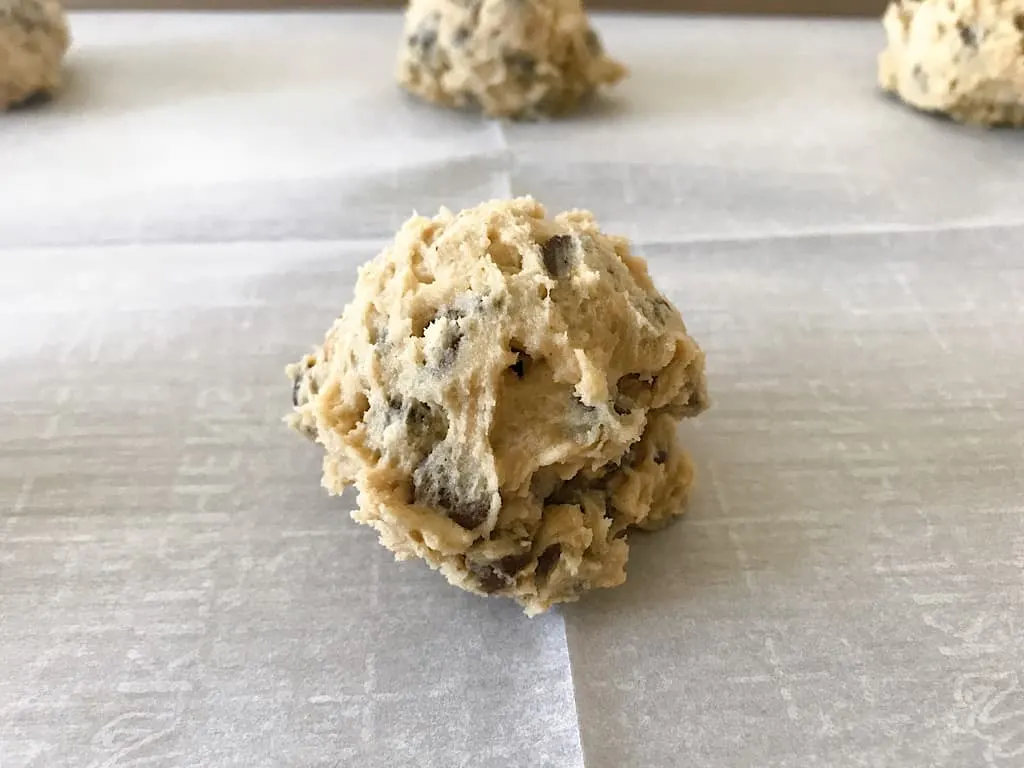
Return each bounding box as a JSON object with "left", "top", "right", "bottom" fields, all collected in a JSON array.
[
  {"left": 0, "top": 0, "right": 69, "bottom": 110},
  {"left": 287, "top": 197, "right": 708, "bottom": 615},
  {"left": 879, "top": 0, "right": 1024, "bottom": 125},
  {"left": 396, "top": 0, "right": 626, "bottom": 119}
]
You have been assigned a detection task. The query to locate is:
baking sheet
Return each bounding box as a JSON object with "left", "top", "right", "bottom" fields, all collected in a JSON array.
[{"left": 1, "top": 11, "right": 1023, "bottom": 768}]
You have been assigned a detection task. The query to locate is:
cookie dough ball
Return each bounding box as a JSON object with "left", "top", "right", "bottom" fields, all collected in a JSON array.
[
  {"left": 879, "top": 0, "right": 1024, "bottom": 125},
  {"left": 397, "top": 0, "right": 627, "bottom": 119},
  {"left": 0, "top": 0, "right": 69, "bottom": 110},
  {"left": 286, "top": 197, "right": 709, "bottom": 615}
]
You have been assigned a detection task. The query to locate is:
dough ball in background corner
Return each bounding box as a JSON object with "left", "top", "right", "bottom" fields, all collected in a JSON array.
[
  {"left": 878, "top": 0, "right": 1024, "bottom": 126},
  {"left": 285, "top": 197, "right": 709, "bottom": 616},
  {"left": 0, "top": 0, "right": 70, "bottom": 111},
  {"left": 396, "top": 0, "right": 627, "bottom": 120}
]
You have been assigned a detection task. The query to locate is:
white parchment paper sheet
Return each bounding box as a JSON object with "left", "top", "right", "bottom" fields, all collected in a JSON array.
[{"left": 1, "top": 11, "right": 1022, "bottom": 768}]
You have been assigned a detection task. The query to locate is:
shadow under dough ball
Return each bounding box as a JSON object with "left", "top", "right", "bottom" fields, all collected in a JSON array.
[
  {"left": 396, "top": 0, "right": 627, "bottom": 119},
  {"left": 878, "top": 0, "right": 1024, "bottom": 126},
  {"left": 0, "top": 0, "right": 69, "bottom": 110},
  {"left": 285, "top": 197, "right": 709, "bottom": 616}
]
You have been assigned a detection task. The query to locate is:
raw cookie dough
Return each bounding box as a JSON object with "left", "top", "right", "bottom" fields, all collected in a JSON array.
[
  {"left": 286, "top": 197, "right": 708, "bottom": 616},
  {"left": 397, "top": 0, "right": 626, "bottom": 119},
  {"left": 0, "top": 0, "right": 69, "bottom": 110},
  {"left": 878, "top": 0, "right": 1024, "bottom": 125}
]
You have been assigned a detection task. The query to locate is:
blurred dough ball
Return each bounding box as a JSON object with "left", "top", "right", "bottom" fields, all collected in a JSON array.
[
  {"left": 0, "top": 0, "right": 69, "bottom": 110},
  {"left": 396, "top": 0, "right": 626, "bottom": 119},
  {"left": 879, "top": 0, "right": 1024, "bottom": 126}
]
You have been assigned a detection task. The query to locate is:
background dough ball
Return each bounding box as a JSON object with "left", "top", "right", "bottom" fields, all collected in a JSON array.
[
  {"left": 878, "top": 0, "right": 1024, "bottom": 126},
  {"left": 0, "top": 0, "right": 69, "bottom": 110},
  {"left": 286, "top": 197, "right": 709, "bottom": 615},
  {"left": 396, "top": 0, "right": 627, "bottom": 119}
]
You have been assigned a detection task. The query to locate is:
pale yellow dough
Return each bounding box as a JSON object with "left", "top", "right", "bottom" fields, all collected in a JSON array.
[
  {"left": 0, "top": 0, "right": 69, "bottom": 110},
  {"left": 396, "top": 0, "right": 626, "bottom": 119},
  {"left": 879, "top": 0, "right": 1024, "bottom": 126},
  {"left": 287, "top": 198, "right": 708, "bottom": 615}
]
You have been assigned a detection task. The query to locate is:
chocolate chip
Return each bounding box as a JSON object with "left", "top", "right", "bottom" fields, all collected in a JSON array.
[
  {"left": 541, "top": 235, "right": 576, "bottom": 279},
  {"left": 437, "top": 330, "right": 462, "bottom": 369},
  {"left": 407, "top": 13, "right": 440, "bottom": 59},
  {"left": 417, "top": 29, "right": 438, "bottom": 51},
  {"left": 505, "top": 51, "right": 536, "bottom": 78},
  {"left": 469, "top": 551, "right": 532, "bottom": 593},
  {"left": 912, "top": 63, "right": 928, "bottom": 92},
  {"left": 468, "top": 561, "right": 505, "bottom": 593},
  {"left": 413, "top": 464, "right": 490, "bottom": 530},
  {"left": 291, "top": 375, "right": 302, "bottom": 407},
  {"left": 535, "top": 544, "right": 562, "bottom": 579},
  {"left": 402, "top": 400, "right": 448, "bottom": 460},
  {"left": 508, "top": 346, "right": 530, "bottom": 379},
  {"left": 654, "top": 450, "right": 668, "bottom": 465},
  {"left": 957, "top": 23, "right": 977, "bottom": 48},
  {"left": 440, "top": 492, "right": 490, "bottom": 529},
  {"left": 495, "top": 552, "right": 533, "bottom": 577}
]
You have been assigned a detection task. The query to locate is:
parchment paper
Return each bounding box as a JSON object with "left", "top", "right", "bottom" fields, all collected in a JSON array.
[{"left": 1, "top": 12, "right": 1022, "bottom": 768}]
